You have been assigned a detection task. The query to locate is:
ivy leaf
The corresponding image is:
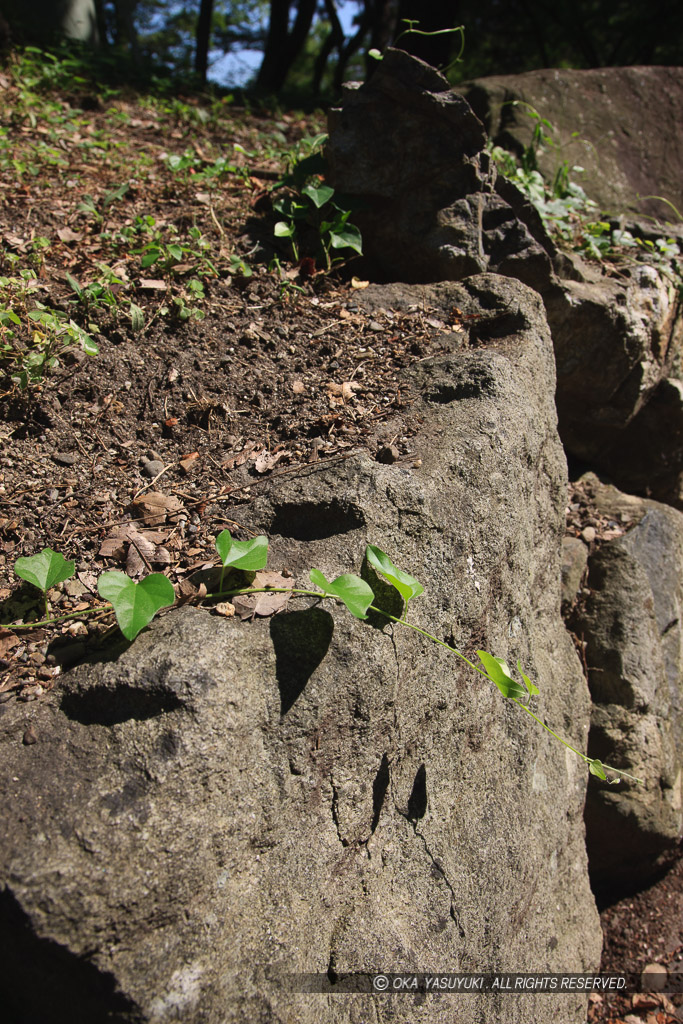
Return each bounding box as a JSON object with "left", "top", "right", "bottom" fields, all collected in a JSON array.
[
  {"left": 517, "top": 660, "right": 540, "bottom": 697},
  {"left": 588, "top": 759, "right": 608, "bottom": 781},
  {"left": 15, "top": 548, "right": 75, "bottom": 593},
  {"left": 97, "top": 571, "right": 175, "bottom": 641},
  {"left": 309, "top": 568, "right": 373, "bottom": 620},
  {"left": 476, "top": 650, "right": 528, "bottom": 699},
  {"left": 274, "top": 221, "right": 295, "bottom": 238},
  {"left": 215, "top": 530, "right": 268, "bottom": 571},
  {"left": 329, "top": 225, "right": 363, "bottom": 254},
  {"left": 302, "top": 182, "right": 334, "bottom": 208},
  {"left": 365, "top": 544, "right": 424, "bottom": 604}
]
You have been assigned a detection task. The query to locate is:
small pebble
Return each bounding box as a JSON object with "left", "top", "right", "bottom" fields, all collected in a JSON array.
[
  {"left": 53, "top": 453, "right": 77, "bottom": 466},
  {"left": 581, "top": 526, "right": 596, "bottom": 544},
  {"left": 376, "top": 445, "right": 400, "bottom": 465},
  {"left": 142, "top": 459, "right": 165, "bottom": 478},
  {"left": 22, "top": 725, "right": 38, "bottom": 746},
  {"left": 641, "top": 963, "right": 667, "bottom": 990}
]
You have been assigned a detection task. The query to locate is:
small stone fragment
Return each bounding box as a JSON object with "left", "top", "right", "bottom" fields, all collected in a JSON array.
[
  {"left": 22, "top": 725, "right": 38, "bottom": 745},
  {"left": 641, "top": 963, "right": 667, "bottom": 990},
  {"left": 215, "top": 602, "right": 235, "bottom": 617},
  {"left": 581, "top": 526, "right": 596, "bottom": 543},
  {"left": 142, "top": 459, "right": 165, "bottom": 479},
  {"left": 53, "top": 452, "right": 77, "bottom": 466},
  {"left": 376, "top": 445, "right": 400, "bottom": 464}
]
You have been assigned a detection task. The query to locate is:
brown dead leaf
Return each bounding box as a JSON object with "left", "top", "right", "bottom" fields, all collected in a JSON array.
[
  {"left": 126, "top": 532, "right": 157, "bottom": 576},
  {"left": 3, "top": 232, "right": 28, "bottom": 251},
  {"left": 254, "top": 449, "right": 285, "bottom": 474},
  {"left": 176, "top": 578, "right": 207, "bottom": 605},
  {"left": 57, "top": 227, "right": 81, "bottom": 243},
  {"left": 131, "top": 492, "right": 184, "bottom": 525},
  {"left": 0, "top": 632, "right": 19, "bottom": 659},
  {"left": 326, "top": 381, "right": 361, "bottom": 405},
  {"left": 99, "top": 524, "right": 167, "bottom": 560},
  {"left": 231, "top": 571, "right": 292, "bottom": 620},
  {"left": 214, "top": 602, "right": 235, "bottom": 617}
]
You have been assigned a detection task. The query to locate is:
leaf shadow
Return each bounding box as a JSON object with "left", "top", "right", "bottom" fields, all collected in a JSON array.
[{"left": 270, "top": 606, "right": 334, "bottom": 715}]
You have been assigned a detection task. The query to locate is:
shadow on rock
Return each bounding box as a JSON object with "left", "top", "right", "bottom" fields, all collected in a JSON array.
[{"left": 270, "top": 607, "right": 334, "bottom": 715}]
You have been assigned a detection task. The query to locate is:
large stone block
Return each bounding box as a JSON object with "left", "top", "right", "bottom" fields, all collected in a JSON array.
[{"left": 0, "top": 276, "right": 600, "bottom": 1023}]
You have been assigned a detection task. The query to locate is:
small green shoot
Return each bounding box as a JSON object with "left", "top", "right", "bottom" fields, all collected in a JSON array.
[
  {"left": 366, "top": 543, "right": 424, "bottom": 606},
  {"left": 476, "top": 651, "right": 528, "bottom": 699},
  {"left": 15, "top": 548, "right": 75, "bottom": 616},
  {"left": 97, "top": 571, "right": 175, "bottom": 641},
  {"left": 215, "top": 529, "right": 269, "bottom": 592},
  {"left": 309, "top": 568, "right": 374, "bottom": 620}
]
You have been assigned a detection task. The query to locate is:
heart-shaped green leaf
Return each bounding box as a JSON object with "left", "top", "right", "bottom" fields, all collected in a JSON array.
[
  {"left": 15, "top": 548, "right": 75, "bottom": 593},
  {"left": 476, "top": 650, "right": 528, "bottom": 699},
  {"left": 302, "top": 182, "right": 334, "bottom": 208},
  {"left": 215, "top": 530, "right": 268, "bottom": 571},
  {"left": 98, "top": 571, "right": 175, "bottom": 641},
  {"left": 517, "top": 660, "right": 540, "bottom": 697},
  {"left": 309, "top": 568, "right": 373, "bottom": 620},
  {"left": 329, "top": 225, "right": 363, "bottom": 254},
  {"left": 365, "top": 544, "right": 424, "bottom": 604}
]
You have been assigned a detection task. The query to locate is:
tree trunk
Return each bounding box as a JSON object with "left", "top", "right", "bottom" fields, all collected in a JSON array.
[
  {"left": 255, "top": 0, "right": 317, "bottom": 94},
  {"left": 195, "top": 0, "right": 214, "bottom": 84}
]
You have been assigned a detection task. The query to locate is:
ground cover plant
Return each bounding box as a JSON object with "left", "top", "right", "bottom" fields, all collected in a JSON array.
[
  {"left": 489, "top": 103, "right": 683, "bottom": 288},
  {"left": 0, "top": 44, "right": 464, "bottom": 706},
  {"left": 6, "top": 536, "right": 640, "bottom": 783}
]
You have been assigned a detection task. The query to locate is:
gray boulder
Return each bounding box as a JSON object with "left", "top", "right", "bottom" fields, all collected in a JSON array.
[
  {"left": 326, "top": 51, "right": 683, "bottom": 505},
  {"left": 0, "top": 276, "right": 600, "bottom": 1024},
  {"left": 458, "top": 66, "right": 683, "bottom": 221},
  {"left": 568, "top": 475, "right": 683, "bottom": 893},
  {"left": 326, "top": 49, "right": 556, "bottom": 289}
]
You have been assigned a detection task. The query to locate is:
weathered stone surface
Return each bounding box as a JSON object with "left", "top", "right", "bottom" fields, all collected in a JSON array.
[
  {"left": 561, "top": 537, "right": 588, "bottom": 613},
  {"left": 327, "top": 51, "right": 683, "bottom": 502},
  {"left": 326, "top": 50, "right": 555, "bottom": 287},
  {"left": 0, "top": 276, "right": 600, "bottom": 1023},
  {"left": 601, "top": 377, "right": 683, "bottom": 509},
  {"left": 545, "top": 262, "right": 683, "bottom": 467},
  {"left": 569, "top": 474, "right": 683, "bottom": 894},
  {"left": 458, "top": 67, "right": 683, "bottom": 221}
]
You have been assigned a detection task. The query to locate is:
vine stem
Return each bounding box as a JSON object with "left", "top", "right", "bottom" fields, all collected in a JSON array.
[
  {"left": 1, "top": 581, "right": 644, "bottom": 783},
  {"left": 205, "top": 585, "right": 643, "bottom": 784}
]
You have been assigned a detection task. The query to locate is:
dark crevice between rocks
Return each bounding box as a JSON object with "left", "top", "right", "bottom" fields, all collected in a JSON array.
[
  {"left": 269, "top": 499, "right": 365, "bottom": 540},
  {"left": 371, "top": 752, "right": 390, "bottom": 834},
  {"left": 270, "top": 607, "right": 334, "bottom": 715},
  {"left": 0, "top": 886, "right": 144, "bottom": 1024},
  {"left": 60, "top": 683, "right": 184, "bottom": 726}
]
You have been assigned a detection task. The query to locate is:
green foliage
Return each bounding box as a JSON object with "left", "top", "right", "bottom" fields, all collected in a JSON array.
[
  {"left": 0, "top": 273, "right": 98, "bottom": 393},
  {"left": 309, "top": 568, "right": 374, "bottom": 620},
  {"left": 3, "top": 537, "right": 641, "bottom": 785},
  {"left": 366, "top": 544, "right": 424, "bottom": 606},
  {"left": 215, "top": 530, "right": 269, "bottom": 571},
  {"left": 490, "top": 104, "right": 682, "bottom": 286},
  {"left": 271, "top": 135, "right": 363, "bottom": 271},
  {"left": 97, "top": 571, "right": 176, "bottom": 642},
  {"left": 14, "top": 549, "right": 75, "bottom": 594}
]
